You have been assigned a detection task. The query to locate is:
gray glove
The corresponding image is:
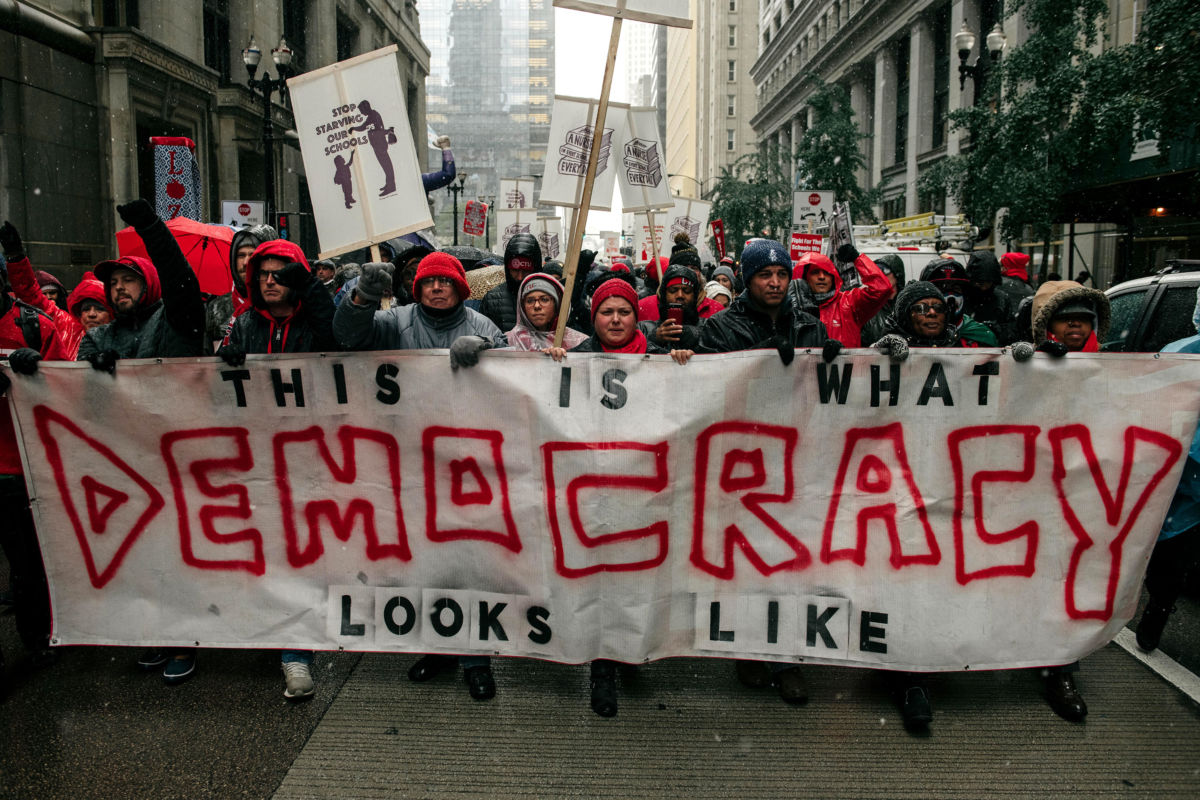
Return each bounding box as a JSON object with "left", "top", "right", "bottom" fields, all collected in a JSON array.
[
  {"left": 449, "top": 335, "right": 492, "bottom": 370},
  {"left": 874, "top": 333, "right": 909, "bottom": 362},
  {"left": 355, "top": 262, "right": 394, "bottom": 304},
  {"left": 1011, "top": 341, "right": 1035, "bottom": 362}
]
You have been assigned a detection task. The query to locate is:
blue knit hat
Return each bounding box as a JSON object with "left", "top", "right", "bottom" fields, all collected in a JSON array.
[{"left": 739, "top": 238, "right": 792, "bottom": 284}]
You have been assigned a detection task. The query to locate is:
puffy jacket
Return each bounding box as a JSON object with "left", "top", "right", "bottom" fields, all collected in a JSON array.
[
  {"left": 479, "top": 233, "right": 543, "bottom": 332},
  {"left": 1, "top": 293, "right": 64, "bottom": 475},
  {"left": 334, "top": 296, "right": 504, "bottom": 351},
  {"left": 996, "top": 252, "right": 1035, "bottom": 307},
  {"left": 225, "top": 240, "right": 337, "bottom": 354},
  {"left": 77, "top": 215, "right": 206, "bottom": 361},
  {"left": 695, "top": 291, "right": 828, "bottom": 354},
  {"left": 791, "top": 252, "right": 891, "bottom": 347},
  {"left": 964, "top": 252, "right": 1020, "bottom": 344},
  {"left": 5, "top": 255, "right": 83, "bottom": 358}
]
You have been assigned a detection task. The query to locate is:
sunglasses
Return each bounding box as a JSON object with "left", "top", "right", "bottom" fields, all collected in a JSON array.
[{"left": 910, "top": 302, "right": 947, "bottom": 316}]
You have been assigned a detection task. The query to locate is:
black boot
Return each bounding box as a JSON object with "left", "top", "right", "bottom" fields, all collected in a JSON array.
[
  {"left": 590, "top": 660, "right": 618, "bottom": 717},
  {"left": 1044, "top": 671, "right": 1087, "bottom": 722},
  {"left": 407, "top": 653, "right": 456, "bottom": 682},
  {"left": 464, "top": 664, "right": 496, "bottom": 701},
  {"left": 1136, "top": 599, "right": 1173, "bottom": 652}
]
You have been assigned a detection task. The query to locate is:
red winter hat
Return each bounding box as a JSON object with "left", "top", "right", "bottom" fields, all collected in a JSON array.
[
  {"left": 66, "top": 277, "right": 109, "bottom": 317},
  {"left": 646, "top": 256, "right": 668, "bottom": 280},
  {"left": 590, "top": 277, "right": 639, "bottom": 323},
  {"left": 414, "top": 251, "right": 470, "bottom": 302}
]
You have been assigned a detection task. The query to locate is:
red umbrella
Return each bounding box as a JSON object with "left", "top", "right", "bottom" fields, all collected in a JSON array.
[{"left": 116, "top": 217, "right": 235, "bottom": 296}]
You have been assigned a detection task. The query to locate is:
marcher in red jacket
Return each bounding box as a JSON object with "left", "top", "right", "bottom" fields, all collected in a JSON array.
[{"left": 790, "top": 244, "right": 891, "bottom": 347}]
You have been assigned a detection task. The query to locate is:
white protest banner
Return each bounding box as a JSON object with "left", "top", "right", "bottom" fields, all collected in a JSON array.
[
  {"left": 222, "top": 200, "right": 265, "bottom": 228},
  {"left": 553, "top": 0, "right": 692, "bottom": 28},
  {"left": 617, "top": 107, "right": 673, "bottom": 213},
  {"left": 664, "top": 196, "right": 712, "bottom": 249},
  {"left": 287, "top": 46, "right": 432, "bottom": 259},
  {"left": 493, "top": 207, "right": 541, "bottom": 255},
  {"left": 463, "top": 200, "right": 488, "bottom": 237},
  {"left": 539, "top": 96, "right": 628, "bottom": 211},
  {"left": 531, "top": 216, "right": 564, "bottom": 260},
  {"left": 499, "top": 178, "right": 538, "bottom": 209},
  {"left": 10, "top": 351, "right": 1199, "bottom": 671},
  {"left": 793, "top": 190, "right": 834, "bottom": 228}
]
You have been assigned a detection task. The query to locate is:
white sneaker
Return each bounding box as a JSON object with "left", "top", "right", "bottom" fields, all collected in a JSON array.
[{"left": 282, "top": 661, "right": 315, "bottom": 700}]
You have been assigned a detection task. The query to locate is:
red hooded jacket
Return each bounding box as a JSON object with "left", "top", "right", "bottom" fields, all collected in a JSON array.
[
  {"left": 1000, "top": 252, "right": 1031, "bottom": 282},
  {"left": 792, "top": 252, "right": 891, "bottom": 347},
  {"left": 1, "top": 295, "right": 64, "bottom": 475},
  {"left": 5, "top": 256, "right": 85, "bottom": 358}
]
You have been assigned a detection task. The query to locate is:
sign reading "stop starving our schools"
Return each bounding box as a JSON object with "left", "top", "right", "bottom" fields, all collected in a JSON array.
[{"left": 8, "top": 349, "right": 1198, "bottom": 671}]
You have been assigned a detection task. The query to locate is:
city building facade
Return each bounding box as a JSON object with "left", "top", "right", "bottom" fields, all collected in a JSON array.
[{"left": 1, "top": 0, "right": 429, "bottom": 277}]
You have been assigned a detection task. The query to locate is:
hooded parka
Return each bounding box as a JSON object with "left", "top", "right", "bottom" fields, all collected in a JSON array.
[
  {"left": 224, "top": 240, "right": 338, "bottom": 354},
  {"left": 478, "top": 233, "right": 542, "bottom": 332},
  {"left": 789, "top": 252, "right": 891, "bottom": 347}
]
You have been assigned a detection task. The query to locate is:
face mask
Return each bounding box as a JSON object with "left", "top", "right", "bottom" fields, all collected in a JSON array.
[{"left": 944, "top": 293, "right": 964, "bottom": 320}]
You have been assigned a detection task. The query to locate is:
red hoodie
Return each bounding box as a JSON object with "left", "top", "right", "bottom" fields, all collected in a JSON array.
[
  {"left": 233, "top": 239, "right": 312, "bottom": 352},
  {"left": 792, "top": 252, "right": 891, "bottom": 347}
]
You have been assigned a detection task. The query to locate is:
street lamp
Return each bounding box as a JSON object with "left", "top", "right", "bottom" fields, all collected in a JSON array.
[
  {"left": 955, "top": 22, "right": 1007, "bottom": 95},
  {"left": 668, "top": 173, "right": 706, "bottom": 197},
  {"left": 242, "top": 36, "right": 293, "bottom": 227},
  {"left": 448, "top": 173, "right": 468, "bottom": 246}
]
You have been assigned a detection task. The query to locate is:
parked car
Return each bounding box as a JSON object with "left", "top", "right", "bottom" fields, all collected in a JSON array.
[{"left": 1102, "top": 260, "right": 1200, "bottom": 352}]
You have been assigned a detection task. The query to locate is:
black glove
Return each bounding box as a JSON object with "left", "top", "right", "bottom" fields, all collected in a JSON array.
[
  {"left": 1036, "top": 340, "right": 1069, "bottom": 358},
  {"left": 0, "top": 370, "right": 9, "bottom": 396},
  {"left": 837, "top": 244, "right": 860, "bottom": 264},
  {"left": 355, "top": 262, "right": 395, "bottom": 304},
  {"left": 7, "top": 348, "right": 42, "bottom": 375},
  {"left": 449, "top": 335, "right": 492, "bottom": 369},
  {"left": 116, "top": 199, "right": 158, "bottom": 230},
  {"left": 773, "top": 333, "right": 794, "bottom": 366},
  {"left": 0, "top": 221, "right": 24, "bottom": 261},
  {"left": 217, "top": 343, "right": 247, "bottom": 367},
  {"left": 274, "top": 261, "right": 312, "bottom": 293},
  {"left": 84, "top": 349, "right": 119, "bottom": 374},
  {"left": 822, "top": 339, "right": 843, "bottom": 363}
]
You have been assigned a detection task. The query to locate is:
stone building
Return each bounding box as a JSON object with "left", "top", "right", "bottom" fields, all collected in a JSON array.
[{"left": 0, "top": 0, "right": 429, "bottom": 278}]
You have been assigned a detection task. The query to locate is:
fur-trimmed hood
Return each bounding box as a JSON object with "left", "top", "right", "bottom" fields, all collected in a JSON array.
[{"left": 1030, "top": 280, "right": 1110, "bottom": 343}]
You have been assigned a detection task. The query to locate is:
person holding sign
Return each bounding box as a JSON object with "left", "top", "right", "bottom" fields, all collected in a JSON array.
[{"left": 790, "top": 244, "right": 891, "bottom": 348}]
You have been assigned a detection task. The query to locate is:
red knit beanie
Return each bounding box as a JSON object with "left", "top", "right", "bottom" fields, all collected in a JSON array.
[
  {"left": 590, "top": 278, "right": 639, "bottom": 323},
  {"left": 413, "top": 252, "right": 470, "bottom": 302},
  {"left": 646, "top": 256, "right": 668, "bottom": 280}
]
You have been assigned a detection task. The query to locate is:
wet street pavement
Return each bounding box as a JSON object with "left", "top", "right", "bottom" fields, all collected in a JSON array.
[{"left": 2, "top": 570, "right": 1199, "bottom": 799}]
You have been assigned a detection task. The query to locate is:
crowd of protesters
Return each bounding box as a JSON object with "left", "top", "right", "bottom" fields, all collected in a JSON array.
[{"left": 1, "top": 202, "right": 1197, "bottom": 734}]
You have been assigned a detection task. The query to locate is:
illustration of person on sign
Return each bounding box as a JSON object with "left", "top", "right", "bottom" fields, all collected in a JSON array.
[
  {"left": 333, "top": 150, "right": 356, "bottom": 209},
  {"left": 348, "top": 100, "right": 396, "bottom": 196}
]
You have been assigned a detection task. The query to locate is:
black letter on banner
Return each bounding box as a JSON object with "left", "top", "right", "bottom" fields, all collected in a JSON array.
[
  {"left": 559, "top": 367, "right": 572, "bottom": 408},
  {"left": 817, "top": 363, "right": 853, "bottom": 404},
  {"left": 375, "top": 363, "right": 400, "bottom": 405},
  {"left": 806, "top": 604, "right": 839, "bottom": 648},
  {"left": 478, "top": 601, "right": 509, "bottom": 641},
  {"left": 870, "top": 363, "right": 901, "bottom": 407},
  {"left": 221, "top": 369, "right": 251, "bottom": 408},
  {"left": 917, "top": 362, "right": 953, "bottom": 406},
  {"left": 430, "top": 597, "right": 464, "bottom": 637},
  {"left": 340, "top": 595, "right": 365, "bottom": 636},
  {"left": 527, "top": 606, "right": 552, "bottom": 644},
  {"left": 332, "top": 363, "right": 349, "bottom": 404},
  {"left": 601, "top": 369, "right": 628, "bottom": 410},
  {"left": 766, "top": 601, "right": 780, "bottom": 644},
  {"left": 859, "top": 611, "right": 888, "bottom": 653},
  {"left": 709, "top": 601, "right": 735, "bottom": 642},
  {"left": 384, "top": 596, "right": 416, "bottom": 636},
  {"left": 271, "top": 368, "right": 305, "bottom": 407},
  {"left": 973, "top": 362, "right": 999, "bottom": 405}
]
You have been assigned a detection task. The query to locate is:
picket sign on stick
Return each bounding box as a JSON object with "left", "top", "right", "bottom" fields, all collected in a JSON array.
[
  {"left": 550, "top": 0, "right": 693, "bottom": 348},
  {"left": 646, "top": 209, "right": 661, "bottom": 268}
]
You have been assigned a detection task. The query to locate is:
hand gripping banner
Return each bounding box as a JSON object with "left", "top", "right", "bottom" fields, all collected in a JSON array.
[{"left": 7, "top": 350, "right": 1199, "bottom": 671}]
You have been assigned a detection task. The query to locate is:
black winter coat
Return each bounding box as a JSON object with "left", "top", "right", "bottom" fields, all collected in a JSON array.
[
  {"left": 695, "top": 292, "right": 827, "bottom": 354},
  {"left": 225, "top": 279, "right": 338, "bottom": 354},
  {"left": 478, "top": 279, "right": 518, "bottom": 332}
]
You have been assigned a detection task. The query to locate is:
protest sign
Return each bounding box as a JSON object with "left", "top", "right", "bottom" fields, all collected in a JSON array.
[
  {"left": 463, "top": 200, "right": 488, "bottom": 237},
  {"left": 826, "top": 201, "right": 859, "bottom": 287},
  {"left": 499, "top": 178, "right": 538, "bottom": 210},
  {"left": 631, "top": 214, "right": 665, "bottom": 262},
  {"left": 152, "top": 137, "right": 201, "bottom": 221},
  {"left": 11, "top": 351, "right": 1197, "bottom": 671},
  {"left": 553, "top": 0, "right": 692, "bottom": 28},
  {"left": 493, "top": 207, "right": 541, "bottom": 255},
  {"left": 287, "top": 46, "right": 432, "bottom": 259},
  {"left": 601, "top": 230, "right": 621, "bottom": 261},
  {"left": 540, "top": 96, "right": 628, "bottom": 211},
  {"left": 790, "top": 232, "right": 824, "bottom": 260},
  {"left": 664, "top": 196, "right": 712, "bottom": 249},
  {"left": 711, "top": 220, "right": 727, "bottom": 258},
  {"left": 617, "top": 107, "right": 673, "bottom": 213},
  {"left": 531, "top": 216, "right": 564, "bottom": 260}
]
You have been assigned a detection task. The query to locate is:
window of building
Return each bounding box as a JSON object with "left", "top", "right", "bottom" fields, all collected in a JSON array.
[
  {"left": 728, "top": 25, "right": 736, "bottom": 47},
  {"left": 931, "top": 3, "right": 950, "bottom": 148},
  {"left": 727, "top": 95, "right": 736, "bottom": 116},
  {"left": 99, "top": 0, "right": 139, "bottom": 27},
  {"left": 882, "top": 195, "right": 906, "bottom": 221},
  {"left": 282, "top": 0, "right": 307, "bottom": 72},
  {"left": 336, "top": 13, "right": 358, "bottom": 63},
  {"left": 729, "top": 0, "right": 736, "bottom": 10},
  {"left": 202, "top": 0, "right": 230, "bottom": 83},
  {"left": 894, "top": 38, "right": 909, "bottom": 164},
  {"left": 728, "top": 60, "right": 736, "bottom": 81},
  {"left": 727, "top": 130, "right": 736, "bottom": 151}
]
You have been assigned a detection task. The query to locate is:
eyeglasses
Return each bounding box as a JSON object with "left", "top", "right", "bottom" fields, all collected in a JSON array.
[
  {"left": 524, "top": 296, "right": 555, "bottom": 307},
  {"left": 910, "top": 302, "right": 947, "bottom": 316},
  {"left": 258, "top": 270, "right": 283, "bottom": 283},
  {"left": 419, "top": 276, "right": 455, "bottom": 287}
]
